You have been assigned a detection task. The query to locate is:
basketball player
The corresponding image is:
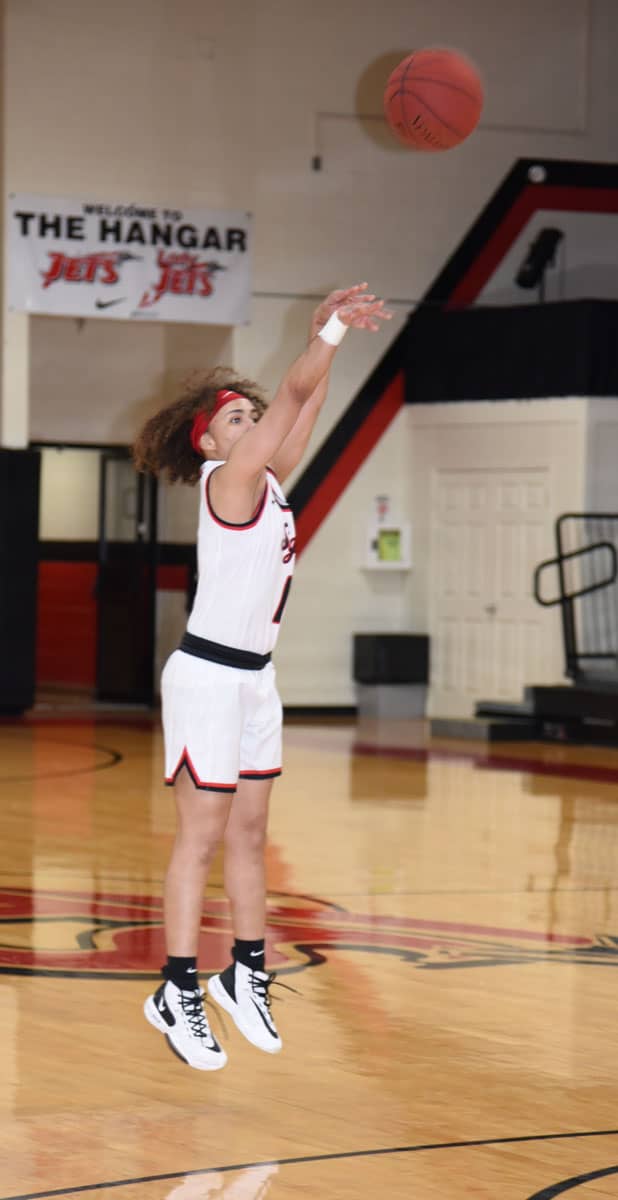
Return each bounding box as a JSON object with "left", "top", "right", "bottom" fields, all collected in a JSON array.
[{"left": 134, "top": 283, "right": 391, "bottom": 1070}]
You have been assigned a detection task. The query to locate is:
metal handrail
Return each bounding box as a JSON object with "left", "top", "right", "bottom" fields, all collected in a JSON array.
[{"left": 533, "top": 540, "right": 617, "bottom": 607}]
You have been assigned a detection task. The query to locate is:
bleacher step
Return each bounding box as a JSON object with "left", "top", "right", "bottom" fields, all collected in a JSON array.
[
  {"left": 525, "top": 685, "right": 618, "bottom": 721},
  {"left": 431, "top": 716, "right": 541, "bottom": 742},
  {"left": 475, "top": 699, "right": 535, "bottom": 720}
]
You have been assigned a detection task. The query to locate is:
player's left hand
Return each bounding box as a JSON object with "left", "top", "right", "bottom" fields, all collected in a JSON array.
[
  {"left": 336, "top": 294, "right": 392, "bottom": 333},
  {"left": 311, "top": 283, "right": 381, "bottom": 338}
]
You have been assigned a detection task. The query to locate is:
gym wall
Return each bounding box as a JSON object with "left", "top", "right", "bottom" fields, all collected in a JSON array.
[{"left": 5, "top": 0, "right": 618, "bottom": 709}]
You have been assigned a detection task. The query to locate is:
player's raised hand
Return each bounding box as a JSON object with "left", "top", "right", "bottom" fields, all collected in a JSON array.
[
  {"left": 336, "top": 293, "right": 392, "bottom": 333},
  {"left": 311, "top": 283, "right": 372, "bottom": 337}
]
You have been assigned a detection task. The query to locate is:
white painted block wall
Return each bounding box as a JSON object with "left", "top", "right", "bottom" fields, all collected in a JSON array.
[{"left": 5, "top": 0, "right": 618, "bottom": 707}]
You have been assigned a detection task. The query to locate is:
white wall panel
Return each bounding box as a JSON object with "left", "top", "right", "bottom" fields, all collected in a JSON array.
[
  {"left": 38, "top": 447, "right": 100, "bottom": 540},
  {"left": 585, "top": 399, "right": 618, "bottom": 511},
  {"left": 275, "top": 403, "right": 412, "bottom": 706},
  {"left": 4, "top": 0, "right": 617, "bottom": 702},
  {"left": 412, "top": 401, "right": 589, "bottom": 714}
]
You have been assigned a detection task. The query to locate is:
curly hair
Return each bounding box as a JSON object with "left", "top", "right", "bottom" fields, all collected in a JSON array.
[{"left": 132, "top": 367, "right": 268, "bottom": 484}]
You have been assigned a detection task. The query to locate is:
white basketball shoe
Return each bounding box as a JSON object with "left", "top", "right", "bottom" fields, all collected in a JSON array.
[
  {"left": 208, "top": 962, "right": 282, "bottom": 1054},
  {"left": 144, "top": 979, "right": 227, "bottom": 1071}
]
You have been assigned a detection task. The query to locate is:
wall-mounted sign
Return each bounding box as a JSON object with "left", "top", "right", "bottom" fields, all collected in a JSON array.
[{"left": 7, "top": 194, "right": 251, "bottom": 325}]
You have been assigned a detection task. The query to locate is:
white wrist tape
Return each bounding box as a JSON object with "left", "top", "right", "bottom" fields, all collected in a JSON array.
[{"left": 318, "top": 311, "right": 348, "bottom": 346}]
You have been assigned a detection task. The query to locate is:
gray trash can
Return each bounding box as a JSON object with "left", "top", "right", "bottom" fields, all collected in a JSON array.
[{"left": 353, "top": 633, "right": 430, "bottom": 719}]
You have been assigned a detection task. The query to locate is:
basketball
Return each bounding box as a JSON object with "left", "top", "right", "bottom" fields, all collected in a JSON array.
[{"left": 384, "top": 48, "right": 484, "bottom": 152}]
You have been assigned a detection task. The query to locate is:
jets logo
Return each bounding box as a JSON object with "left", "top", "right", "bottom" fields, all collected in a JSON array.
[
  {"left": 281, "top": 521, "right": 296, "bottom": 564},
  {"left": 41, "top": 250, "right": 141, "bottom": 289},
  {"left": 139, "top": 251, "right": 225, "bottom": 309},
  {"left": 0, "top": 887, "right": 617, "bottom": 980}
]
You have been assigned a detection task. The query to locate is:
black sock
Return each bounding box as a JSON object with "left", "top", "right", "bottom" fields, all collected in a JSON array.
[
  {"left": 162, "top": 956, "right": 199, "bottom": 991},
  {"left": 233, "top": 938, "right": 265, "bottom": 972}
]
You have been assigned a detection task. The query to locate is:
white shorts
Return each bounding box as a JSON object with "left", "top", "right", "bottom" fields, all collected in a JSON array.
[{"left": 161, "top": 649, "right": 283, "bottom": 792}]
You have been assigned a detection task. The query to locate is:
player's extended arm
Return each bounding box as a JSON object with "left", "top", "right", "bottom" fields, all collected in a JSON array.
[
  {"left": 268, "top": 285, "right": 371, "bottom": 485},
  {"left": 267, "top": 374, "right": 329, "bottom": 486},
  {"left": 223, "top": 285, "right": 391, "bottom": 486}
]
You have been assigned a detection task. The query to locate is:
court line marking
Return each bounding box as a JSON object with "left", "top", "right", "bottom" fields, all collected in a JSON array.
[
  {"left": 0, "top": 740, "right": 122, "bottom": 783},
  {"left": 527, "top": 1162, "right": 618, "bottom": 1198},
  {"left": 4, "top": 1128, "right": 618, "bottom": 1200}
]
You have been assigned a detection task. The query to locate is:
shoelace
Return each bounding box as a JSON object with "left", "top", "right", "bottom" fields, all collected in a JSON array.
[
  {"left": 249, "top": 970, "right": 300, "bottom": 1011},
  {"left": 180, "top": 988, "right": 213, "bottom": 1040}
]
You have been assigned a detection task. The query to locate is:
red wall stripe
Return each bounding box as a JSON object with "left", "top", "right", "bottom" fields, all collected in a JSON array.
[
  {"left": 446, "top": 188, "right": 540, "bottom": 308},
  {"left": 296, "top": 181, "right": 618, "bottom": 554},
  {"left": 295, "top": 372, "right": 405, "bottom": 555},
  {"left": 448, "top": 184, "right": 618, "bottom": 308}
]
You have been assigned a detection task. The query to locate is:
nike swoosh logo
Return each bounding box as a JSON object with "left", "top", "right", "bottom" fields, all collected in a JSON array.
[
  {"left": 95, "top": 298, "right": 126, "bottom": 309},
  {"left": 157, "top": 996, "right": 175, "bottom": 1026},
  {"left": 249, "top": 951, "right": 263, "bottom": 957},
  {"left": 249, "top": 996, "right": 278, "bottom": 1036}
]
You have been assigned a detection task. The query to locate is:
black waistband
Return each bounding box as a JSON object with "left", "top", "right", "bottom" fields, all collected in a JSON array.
[{"left": 179, "top": 632, "right": 271, "bottom": 670}]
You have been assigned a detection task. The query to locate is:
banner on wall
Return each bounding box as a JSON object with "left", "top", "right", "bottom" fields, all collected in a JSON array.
[{"left": 7, "top": 193, "right": 252, "bottom": 325}]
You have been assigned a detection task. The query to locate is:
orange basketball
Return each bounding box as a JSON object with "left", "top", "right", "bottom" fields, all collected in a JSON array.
[{"left": 384, "top": 48, "right": 484, "bottom": 152}]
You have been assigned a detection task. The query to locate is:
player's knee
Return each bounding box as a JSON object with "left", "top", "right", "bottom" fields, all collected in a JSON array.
[
  {"left": 177, "top": 827, "right": 222, "bottom": 867},
  {"left": 198, "top": 837, "right": 222, "bottom": 867},
  {"left": 225, "top": 817, "right": 267, "bottom": 856}
]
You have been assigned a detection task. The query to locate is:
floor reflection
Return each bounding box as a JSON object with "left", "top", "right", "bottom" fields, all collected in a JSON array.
[{"left": 165, "top": 1163, "right": 279, "bottom": 1199}]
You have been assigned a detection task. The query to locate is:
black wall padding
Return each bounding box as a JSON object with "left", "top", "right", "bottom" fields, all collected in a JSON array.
[
  {"left": 0, "top": 448, "right": 41, "bottom": 713},
  {"left": 353, "top": 634, "right": 429, "bottom": 685},
  {"left": 406, "top": 300, "right": 618, "bottom": 403}
]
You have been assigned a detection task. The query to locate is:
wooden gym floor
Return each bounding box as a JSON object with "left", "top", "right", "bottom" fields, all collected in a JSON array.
[{"left": 2, "top": 708, "right": 618, "bottom": 1199}]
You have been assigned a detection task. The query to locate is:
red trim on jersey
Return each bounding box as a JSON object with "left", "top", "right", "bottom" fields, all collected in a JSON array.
[
  {"left": 165, "top": 748, "right": 237, "bottom": 792},
  {"left": 205, "top": 467, "right": 268, "bottom": 530}
]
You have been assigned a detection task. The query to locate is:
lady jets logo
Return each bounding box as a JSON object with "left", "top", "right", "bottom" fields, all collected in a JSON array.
[{"left": 0, "top": 887, "right": 617, "bottom": 980}]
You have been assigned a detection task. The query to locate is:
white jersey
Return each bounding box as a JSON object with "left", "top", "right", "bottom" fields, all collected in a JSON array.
[{"left": 186, "top": 461, "right": 296, "bottom": 656}]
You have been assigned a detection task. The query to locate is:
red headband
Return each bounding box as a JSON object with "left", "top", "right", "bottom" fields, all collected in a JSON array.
[{"left": 190, "top": 390, "right": 247, "bottom": 453}]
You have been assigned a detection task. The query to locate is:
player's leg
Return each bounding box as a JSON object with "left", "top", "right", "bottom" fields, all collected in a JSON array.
[
  {"left": 164, "top": 765, "right": 234, "bottom": 958},
  {"left": 145, "top": 653, "right": 240, "bottom": 1069},
  {"left": 222, "top": 773, "right": 272, "bottom": 943},
  {"left": 208, "top": 665, "right": 284, "bottom": 1053},
  {"left": 208, "top": 776, "right": 282, "bottom": 1053},
  {"left": 145, "top": 768, "right": 233, "bottom": 1070},
  {"left": 160, "top": 651, "right": 240, "bottom": 976}
]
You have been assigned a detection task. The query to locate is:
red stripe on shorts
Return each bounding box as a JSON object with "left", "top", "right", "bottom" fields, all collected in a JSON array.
[{"left": 166, "top": 748, "right": 237, "bottom": 792}]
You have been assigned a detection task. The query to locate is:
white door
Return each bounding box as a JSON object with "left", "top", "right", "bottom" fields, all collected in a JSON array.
[{"left": 428, "top": 468, "right": 558, "bottom": 717}]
